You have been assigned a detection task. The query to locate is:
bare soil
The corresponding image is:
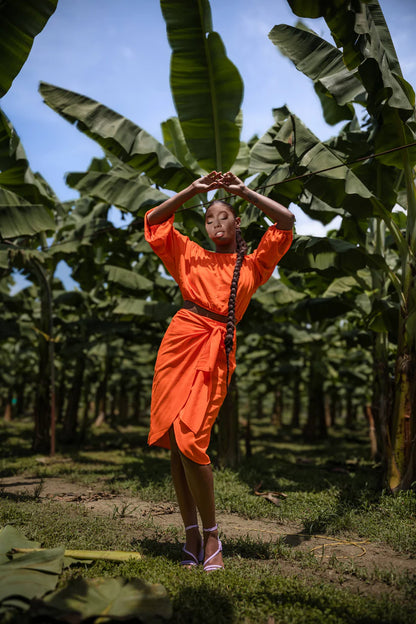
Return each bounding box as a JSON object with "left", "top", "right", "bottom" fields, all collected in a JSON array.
[{"left": 1, "top": 474, "right": 415, "bottom": 601}]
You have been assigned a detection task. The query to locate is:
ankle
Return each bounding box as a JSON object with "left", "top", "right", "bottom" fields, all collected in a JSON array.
[{"left": 203, "top": 524, "right": 219, "bottom": 545}]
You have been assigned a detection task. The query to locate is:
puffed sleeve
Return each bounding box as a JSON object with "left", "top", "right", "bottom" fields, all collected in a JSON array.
[
  {"left": 144, "top": 210, "right": 189, "bottom": 283},
  {"left": 250, "top": 225, "right": 293, "bottom": 287}
]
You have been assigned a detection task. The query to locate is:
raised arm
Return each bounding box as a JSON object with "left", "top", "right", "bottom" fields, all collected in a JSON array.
[
  {"left": 220, "top": 172, "right": 295, "bottom": 230},
  {"left": 147, "top": 171, "right": 223, "bottom": 225}
]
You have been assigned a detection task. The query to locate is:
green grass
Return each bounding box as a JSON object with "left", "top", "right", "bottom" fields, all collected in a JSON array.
[
  {"left": 1, "top": 498, "right": 415, "bottom": 624},
  {"left": 1, "top": 417, "right": 416, "bottom": 623}
]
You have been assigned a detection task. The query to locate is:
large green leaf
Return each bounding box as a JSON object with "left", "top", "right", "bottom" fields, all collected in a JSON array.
[
  {"left": 66, "top": 165, "right": 168, "bottom": 216},
  {"left": 0, "top": 526, "right": 40, "bottom": 563},
  {"left": 251, "top": 108, "right": 385, "bottom": 220},
  {"left": 230, "top": 141, "right": 250, "bottom": 179},
  {"left": 297, "top": 190, "right": 345, "bottom": 225},
  {"left": 105, "top": 265, "right": 153, "bottom": 292},
  {"left": 254, "top": 278, "right": 307, "bottom": 306},
  {"left": 0, "top": 204, "right": 55, "bottom": 238},
  {"left": 114, "top": 298, "right": 178, "bottom": 320},
  {"left": 0, "top": 0, "right": 58, "bottom": 97},
  {"left": 38, "top": 82, "right": 196, "bottom": 192},
  {"left": 279, "top": 235, "right": 387, "bottom": 277},
  {"left": 0, "top": 526, "right": 63, "bottom": 611},
  {"left": 46, "top": 201, "right": 112, "bottom": 258},
  {"left": 161, "top": 116, "right": 205, "bottom": 175},
  {"left": 279, "top": 295, "right": 353, "bottom": 323},
  {"left": 43, "top": 577, "right": 172, "bottom": 622},
  {"left": 269, "top": 24, "right": 362, "bottom": 124},
  {"left": 0, "top": 110, "right": 55, "bottom": 208},
  {"left": 287, "top": 0, "right": 415, "bottom": 119},
  {"left": 160, "top": 0, "right": 243, "bottom": 171},
  {"left": 249, "top": 113, "right": 293, "bottom": 175}
]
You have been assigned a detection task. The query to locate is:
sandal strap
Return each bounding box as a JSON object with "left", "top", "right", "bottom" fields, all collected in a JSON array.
[
  {"left": 203, "top": 539, "right": 222, "bottom": 567},
  {"left": 181, "top": 545, "right": 199, "bottom": 566},
  {"left": 184, "top": 524, "right": 199, "bottom": 531},
  {"left": 203, "top": 524, "right": 218, "bottom": 532},
  {"left": 204, "top": 564, "right": 224, "bottom": 572}
]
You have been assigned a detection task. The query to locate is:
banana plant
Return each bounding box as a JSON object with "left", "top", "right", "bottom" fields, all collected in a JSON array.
[
  {"left": 0, "top": 0, "right": 61, "bottom": 450},
  {"left": 35, "top": 0, "right": 409, "bottom": 462},
  {"left": 269, "top": 0, "right": 416, "bottom": 489}
]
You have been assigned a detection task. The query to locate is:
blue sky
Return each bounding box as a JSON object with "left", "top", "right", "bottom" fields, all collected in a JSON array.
[{"left": 2, "top": 0, "right": 416, "bottom": 289}]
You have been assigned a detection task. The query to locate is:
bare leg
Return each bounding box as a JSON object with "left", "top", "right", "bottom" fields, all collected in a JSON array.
[
  {"left": 169, "top": 427, "right": 223, "bottom": 569},
  {"left": 169, "top": 428, "right": 202, "bottom": 564}
]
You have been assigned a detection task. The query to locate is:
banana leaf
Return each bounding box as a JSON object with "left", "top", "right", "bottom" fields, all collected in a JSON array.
[
  {"left": 105, "top": 265, "right": 153, "bottom": 292},
  {"left": 252, "top": 108, "right": 386, "bottom": 219},
  {"left": 160, "top": 0, "right": 243, "bottom": 172},
  {"left": 66, "top": 165, "right": 168, "bottom": 215},
  {"left": 0, "top": 0, "right": 58, "bottom": 97},
  {"left": 0, "top": 110, "right": 56, "bottom": 208},
  {"left": 38, "top": 82, "right": 196, "bottom": 192},
  {"left": 0, "top": 526, "right": 63, "bottom": 610},
  {"left": 269, "top": 24, "right": 362, "bottom": 124},
  {"left": 161, "top": 116, "right": 205, "bottom": 175},
  {"left": 288, "top": 0, "right": 415, "bottom": 117},
  {"left": 0, "top": 204, "right": 55, "bottom": 238},
  {"left": 42, "top": 577, "right": 171, "bottom": 622},
  {"left": 249, "top": 113, "right": 294, "bottom": 174},
  {"left": 279, "top": 235, "right": 387, "bottom": 276},
  {"left": 114, "top": 298, "right": 178, "bottom": 320}
]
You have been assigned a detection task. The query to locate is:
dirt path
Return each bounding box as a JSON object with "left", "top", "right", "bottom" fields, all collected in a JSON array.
[{"left": 2, "top": 474, "right": 416, "bottom": 595}]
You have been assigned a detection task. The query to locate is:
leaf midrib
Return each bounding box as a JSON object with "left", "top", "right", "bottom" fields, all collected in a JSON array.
[{"left": 197, "top": 0, "right": 221, "bottom": 171}]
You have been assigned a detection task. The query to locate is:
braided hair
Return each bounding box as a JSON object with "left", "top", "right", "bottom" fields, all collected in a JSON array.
[{"left": 209, "top": 201, "right": 248, "bottom": 389}]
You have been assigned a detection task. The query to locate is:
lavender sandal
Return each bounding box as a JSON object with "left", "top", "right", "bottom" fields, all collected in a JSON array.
[
  {"left": 181, "top": 524, "right": 204, "bottom": 567},
  {"left": 203, "top": 524, "right": 224, "bottom": 572}
]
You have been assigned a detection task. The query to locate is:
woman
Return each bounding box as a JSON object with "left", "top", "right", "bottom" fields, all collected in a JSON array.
[{"left": 144, "top": 171, "right": 294, "bottom": 572}]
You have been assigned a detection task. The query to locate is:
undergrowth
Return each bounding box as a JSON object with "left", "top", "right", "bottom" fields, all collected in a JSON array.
[{"left": 1, "top": 417, "right": 416, "bottom": 623}]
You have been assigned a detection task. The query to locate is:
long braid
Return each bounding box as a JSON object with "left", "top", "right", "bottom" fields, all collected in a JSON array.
[{"left": 225, "top": 226, "right": 248, "bottom": 389}]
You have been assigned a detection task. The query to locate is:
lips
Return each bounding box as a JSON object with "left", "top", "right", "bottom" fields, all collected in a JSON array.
[{"left": 215, "top": 231, "right": 224, "bottom": 238}]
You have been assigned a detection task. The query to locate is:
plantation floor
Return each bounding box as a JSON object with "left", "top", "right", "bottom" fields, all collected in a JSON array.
[
  {"left": 2, "top": 473, "right": 415, "bottom": 604},
  {"left": 2, "top": 420, "right": 416, "bottom": 622}
]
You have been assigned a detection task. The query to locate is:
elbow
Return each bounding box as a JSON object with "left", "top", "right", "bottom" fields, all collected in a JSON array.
[
  {"left": 279, "top": 211, "right": 295, "bottom": 230},
  {"left": 146, "top": 207, "right": 163, "bottom": 226}
]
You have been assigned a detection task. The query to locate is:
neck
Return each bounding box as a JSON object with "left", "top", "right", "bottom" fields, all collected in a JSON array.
[{"left": 214, "top": 242, "right": 237, "bottom": 253}]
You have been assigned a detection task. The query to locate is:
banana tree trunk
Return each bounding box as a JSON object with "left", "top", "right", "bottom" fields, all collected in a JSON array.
[
  {"left": 388, "top": 148, "right": 416, "bottom": 491},
  {"left": 63, "top": 355, "right": 86, "bottom": 442},
  {"left": 371, "top": 332, "right": 391, "bottom": 465},
  {"left": 3, "top": 390, "right": 12, "bottom": 421},
  {"left": 303, "top": 346, "right": 327, "bottom": 440},
  {"left": 365, "top": 404, "right": 378, "bottom": 460},
  {"left": 217, "top": 375, "right": 240, "bottom": 468},
  {"left": 345, "top": 389, "right": 357, "bottom": 428},
  {"left": 291, "top": 371, "right": 301, "bottom": 428},
  {"left": 132, "top": 381, "right": 142, "bottom": 423},
  {"left": 271, "top": 388, "right": 282, "bottom": 428},
  {"left": 16, "top": 383, "right": 25, "bottom": 417},
  {"left": 94, "top": 352, "right": 112, "bottom": 427},
  {"left": 31, "top": 261, "right": 55, "bottom": 454},
  {"left": 117, "top": 380, "right": 129, "bottom": 424},
  {"left": 328, "top": 387, "right": 339, "bottom": 427},
  {"left": 389, "top": 324, "right": 416, "bottom": 490},
  {"left": 56, "top": 370, "right": 66, "bottom": 423},
  {"left": 80, "top": 383, "right": 93, "bottom": 441}
]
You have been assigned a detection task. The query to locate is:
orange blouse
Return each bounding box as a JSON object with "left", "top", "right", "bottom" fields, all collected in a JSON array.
[{"left": 145, "top": 212, "right": 292, "bottom": 464}]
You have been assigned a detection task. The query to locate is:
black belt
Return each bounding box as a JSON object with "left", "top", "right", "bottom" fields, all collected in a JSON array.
[{"left": 182, "top": 300, "right": 229, "bottom": 324}]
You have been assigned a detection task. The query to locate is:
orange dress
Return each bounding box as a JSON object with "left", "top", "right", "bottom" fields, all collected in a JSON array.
[{"left": 145, "top": 212, "right": 293, "bottom": 464}]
